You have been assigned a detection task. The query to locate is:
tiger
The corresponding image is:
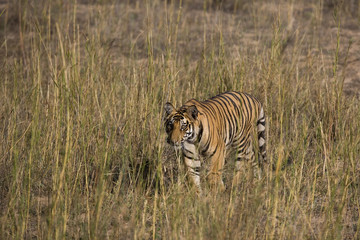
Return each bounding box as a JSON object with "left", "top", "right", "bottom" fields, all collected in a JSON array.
[{"left": 163, "top": 91, "right": 266, "bottom": 192}]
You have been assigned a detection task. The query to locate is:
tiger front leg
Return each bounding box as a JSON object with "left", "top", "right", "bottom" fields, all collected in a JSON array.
[
  {"left": 207, "top": 142, "right": 226, "bottom": 192},
  {"left": 184, "top": 157, "right": 201, "bottom": 193},
  {"left": 182, "top": 142, "right": 202, "bottom": 193}
]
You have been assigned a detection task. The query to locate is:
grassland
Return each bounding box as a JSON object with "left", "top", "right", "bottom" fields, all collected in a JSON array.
[{"left": 0, "top": 0, "right": 359, "bottom": 239}]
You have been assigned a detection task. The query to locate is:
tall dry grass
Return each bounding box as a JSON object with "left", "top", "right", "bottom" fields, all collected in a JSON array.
[{"left": 0, "top": 0, "right": 359, "bottom": 239}]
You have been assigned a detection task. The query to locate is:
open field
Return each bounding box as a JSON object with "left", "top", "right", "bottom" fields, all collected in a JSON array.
[{"left": 0, "top": 0, "right": 360, "bottom": 239}]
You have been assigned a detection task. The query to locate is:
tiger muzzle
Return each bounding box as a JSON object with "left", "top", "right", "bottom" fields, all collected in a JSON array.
[{"left": 167, "top": 137, "right": 183, "bottom": 148}]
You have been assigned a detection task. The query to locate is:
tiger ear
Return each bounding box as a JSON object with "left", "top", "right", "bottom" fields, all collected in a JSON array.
[
  {"left": 187, "top": 105, "right": 198, "bottom": 120},
  {"left": 164, "top": 102, "right": 175, "bottom": 116}
]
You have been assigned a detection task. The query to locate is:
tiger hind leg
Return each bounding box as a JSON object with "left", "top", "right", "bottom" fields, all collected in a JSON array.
[{"left": 233, "top": 139, "right": 261, "bottom": 186}]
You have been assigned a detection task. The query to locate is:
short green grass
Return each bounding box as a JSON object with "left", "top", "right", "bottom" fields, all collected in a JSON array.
[{"left": 0, "top": 0, "right": 359, "bottom": 239}]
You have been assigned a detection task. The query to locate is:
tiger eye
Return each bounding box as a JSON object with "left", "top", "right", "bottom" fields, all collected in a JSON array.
[{"left": 180, "top": 121, "right": 188, "bottom": 131}]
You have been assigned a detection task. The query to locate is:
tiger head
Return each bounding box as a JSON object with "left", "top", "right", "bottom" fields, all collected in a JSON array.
[{"left": 163, "top": 102, "right": 199, "bottom": 148}]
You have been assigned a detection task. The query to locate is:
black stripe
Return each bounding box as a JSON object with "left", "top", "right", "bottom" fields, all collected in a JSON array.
[
  {"left": 218, "top": 97, "right": 236, "bottom": 144},
  {"left": 236, "top": 137, "right": 247, "bottom": 152},
  {"left": 228, "top": 92, "right": 243, "bottom": 106},
  {"left": 189, "top": 129, "right": 195, "bottom": 141},
  {"left": 208, "top": 99, "right": 225, "bottom": 126},
  {"left": 197, "top": 122, "right": 203, "bottom": 142},
  {"left": 228, "top": 92, "right": 247, "bottom": 121},
  {"left": 212, "top": 98, "right": 234, "bottom": 140},
  {"left": 238, "top": 93, "right": 252, "bottom": 119},
  {"left": 183, "top": 148, "right": 194, "bottom": 155},
  {"left": 183, "top": 154, "right": 194, "bottom": 160},
  {"left": 188, "top": 171, "right": 200, "bottom": 176},
  {"left": 198, "top": 101, "right": 217, "bottom": 120},
  {"left": 242, "top": 92, "right": 260, "bottom": 104},
  {"left": 258, "top": 131, "right": 265, "bottom": 139},
  {"left": 201, "top": 141, "right": 211, "bottom": 156},
  {"left": 257, "top": 119, "right": 265, "bottom": 125},
  {"left": 206, "top": 144, "right": 218, "bottom": 158}
]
